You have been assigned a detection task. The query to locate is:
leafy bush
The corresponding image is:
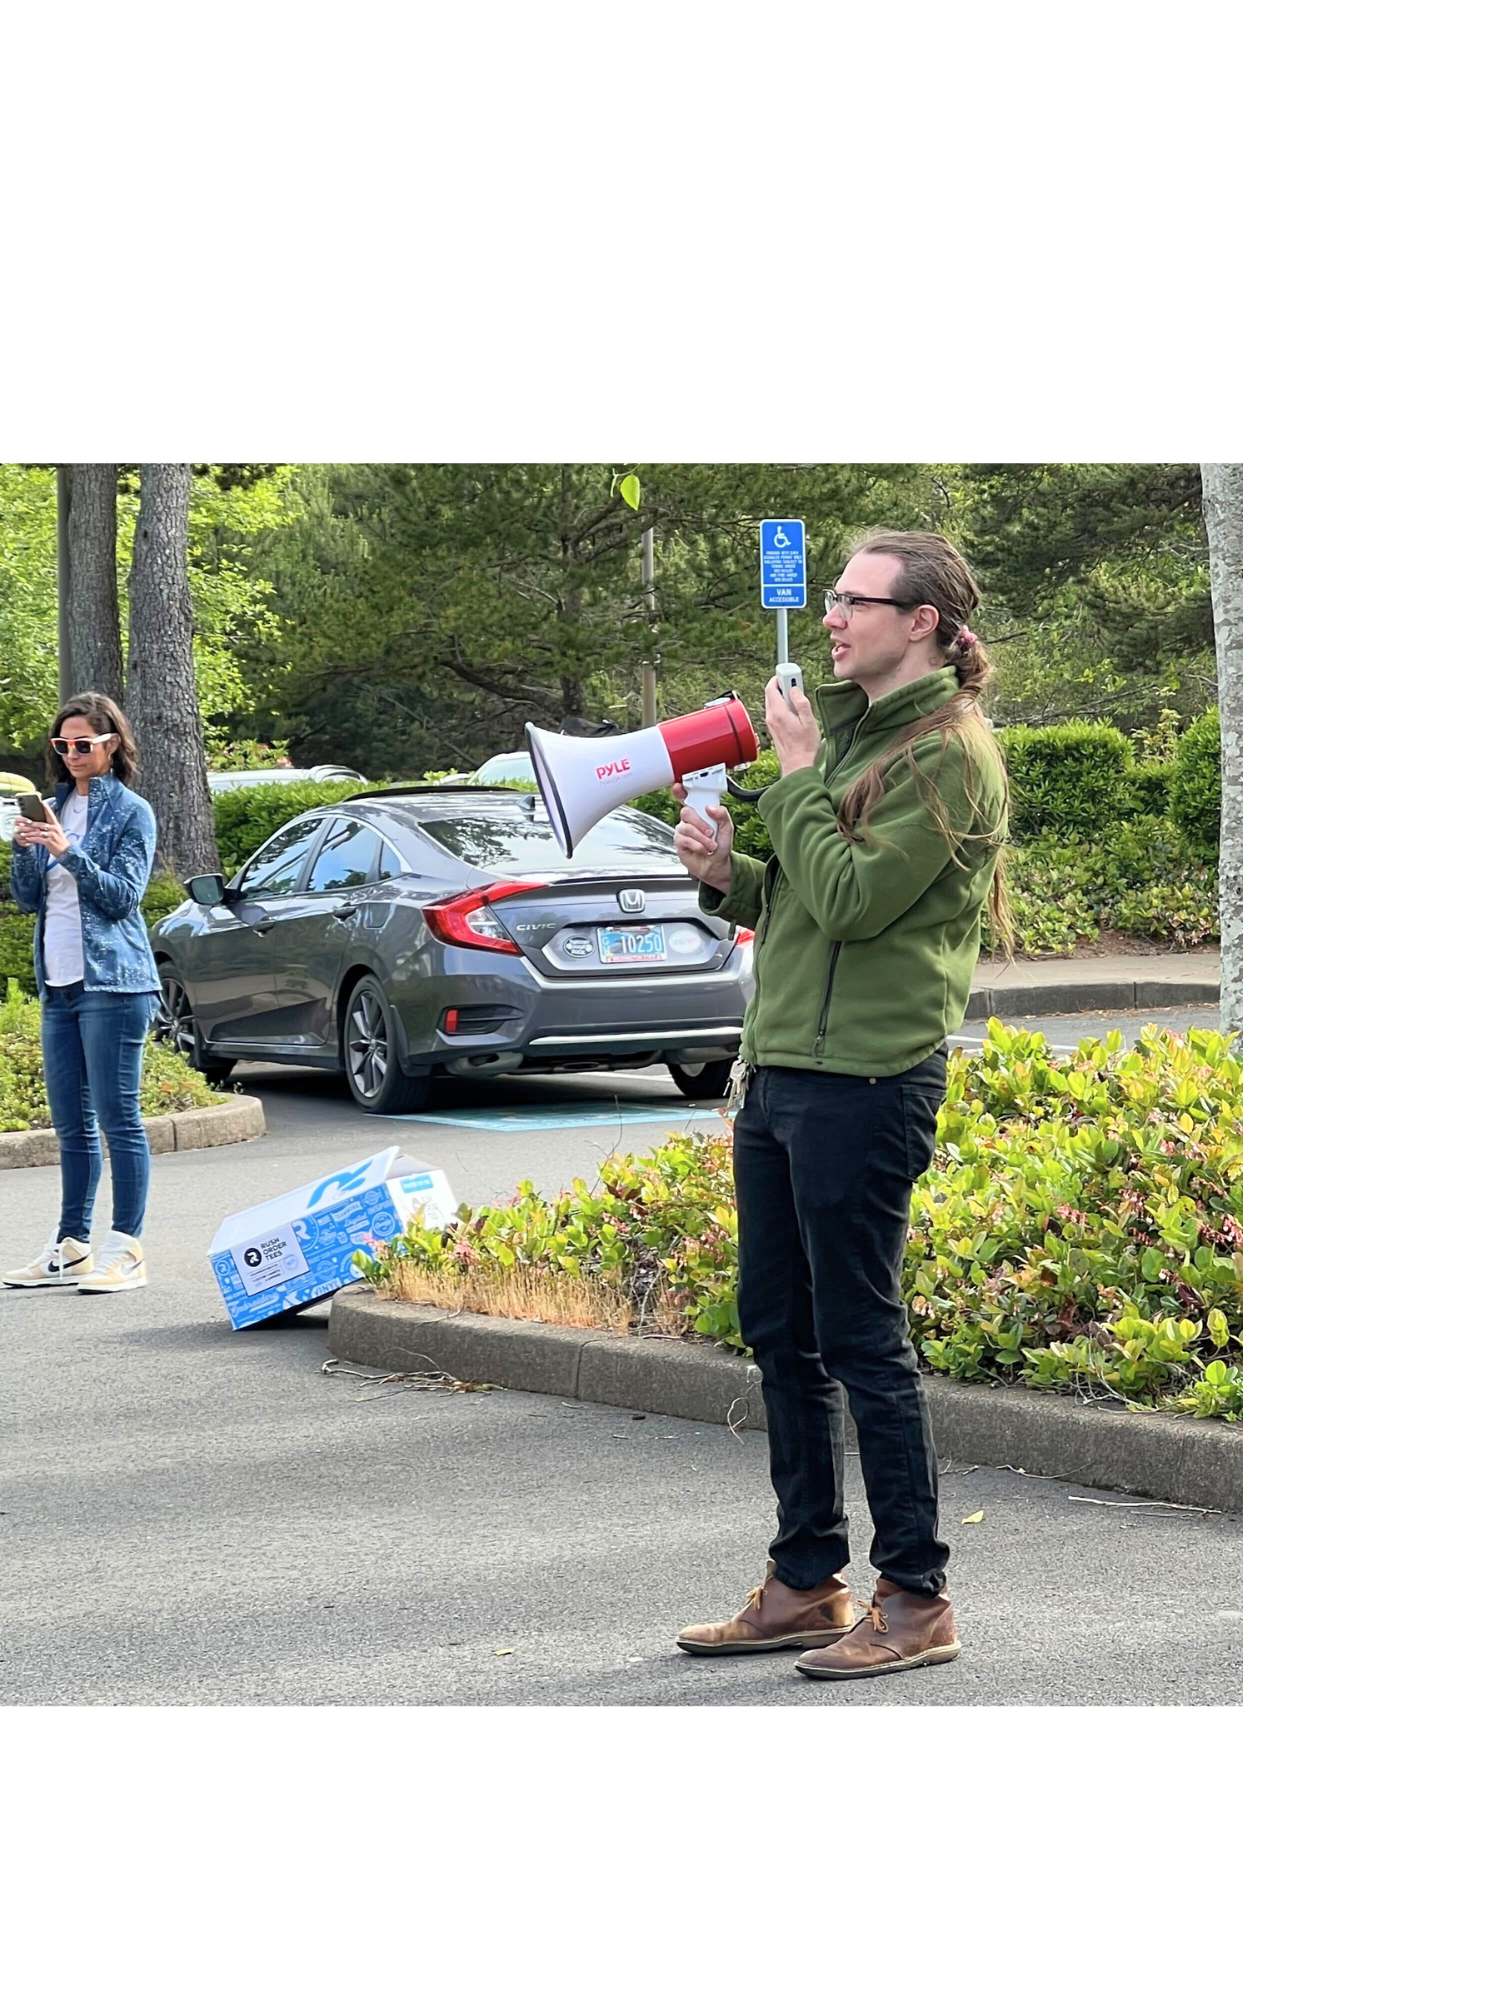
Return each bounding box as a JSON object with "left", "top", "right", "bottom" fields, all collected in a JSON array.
[
  {"left": 1169, "top": 707, "right": 1222, "bottom": 862},
  {"left": 360, "top": 1021, "right": 1242, "bottom": 1419},
  {"left": 998, "top": 818, "right": 1218, "bottom": 956},
  {"left": 0, "top": 981, "right": 227, "bottom": 1132},
  {"left": 1126, "top": 761, "right": 1172, "bottom": 819},
  {"left": 996, "top": 721, "right": 1133, "bottom": 839}
]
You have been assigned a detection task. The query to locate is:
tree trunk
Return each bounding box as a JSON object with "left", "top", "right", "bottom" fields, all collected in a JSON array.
[
  {"left": 64, "top": 464, "right": 125, "bottom": 703},
  {"left": 128, "top": 465, "right": 218, "bottom": 876},
  {"left": 1200, "top": 463, "right": 1243, "bottom": 1044}
]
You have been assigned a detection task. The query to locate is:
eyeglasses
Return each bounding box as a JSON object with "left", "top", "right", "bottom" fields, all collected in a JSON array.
[
  {"left": 50, "top": 733, "right": 116, "bottom": 756},
  {"left": 823, "top": 590, "right": 917, "bottom": 618}
]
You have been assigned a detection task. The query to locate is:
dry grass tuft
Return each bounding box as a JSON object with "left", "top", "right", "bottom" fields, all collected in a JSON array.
[{"left": 378, "top": 1257, "right": 641, "bottom": 1333}]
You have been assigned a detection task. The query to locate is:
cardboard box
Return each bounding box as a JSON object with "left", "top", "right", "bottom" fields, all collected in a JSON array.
[{"left": 208, "top": 1145, "right": 458, "bottom": 1330}]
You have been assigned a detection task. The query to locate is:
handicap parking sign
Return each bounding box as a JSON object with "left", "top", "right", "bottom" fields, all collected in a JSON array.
[{"left": 760, "top": 519, "right": 806, "bottom": 609}]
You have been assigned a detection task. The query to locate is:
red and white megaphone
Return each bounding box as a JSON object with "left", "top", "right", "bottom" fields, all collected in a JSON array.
[{"left": 526, "top": 696, "right": 760, "bottom": 858}]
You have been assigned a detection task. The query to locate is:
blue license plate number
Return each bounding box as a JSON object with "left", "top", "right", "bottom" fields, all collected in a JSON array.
[{"left": 598, "top": 925, "right": 668, "bottom": 964}]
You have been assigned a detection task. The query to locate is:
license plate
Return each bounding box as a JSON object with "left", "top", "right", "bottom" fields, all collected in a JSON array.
[{"left": 598, "top": 925, "right": 668, "bottom": 964}]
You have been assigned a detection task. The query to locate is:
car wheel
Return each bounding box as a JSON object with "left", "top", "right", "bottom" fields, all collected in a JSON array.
[
  {"left": 342, "top": 978, "right": 431, "bottom": 1113},
  {"left": 666, "top": 1058, "right": 733, "bottom": 1101},
  {"left": 155, "top": 968, "right": 236, "bottom": 1087}
]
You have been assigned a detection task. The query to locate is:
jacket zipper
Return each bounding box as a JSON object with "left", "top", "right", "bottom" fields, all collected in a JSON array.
[{"left": 813, "top": 942, "right": 841, "bottom": 1058}]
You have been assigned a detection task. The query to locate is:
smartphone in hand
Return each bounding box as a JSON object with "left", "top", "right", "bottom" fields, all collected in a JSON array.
[{"left": 17, "top": 792, "right": 48, "bottom": 824}]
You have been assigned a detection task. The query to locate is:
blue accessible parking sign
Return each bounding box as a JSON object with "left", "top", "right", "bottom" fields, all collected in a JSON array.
[{"left": 760, "top": 519, "right": 806, "bottom": 608}]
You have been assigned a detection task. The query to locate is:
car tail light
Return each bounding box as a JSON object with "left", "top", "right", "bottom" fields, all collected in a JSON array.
[
  {"left": 423, "top": 880, "right": 544, "bottom": 955},
  {"left": 734, "top": 928, "right": 755, "bottom": 945}
]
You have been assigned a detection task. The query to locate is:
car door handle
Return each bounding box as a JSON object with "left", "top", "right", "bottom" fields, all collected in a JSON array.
[
  {"left": 332, "top": 903, "right": 359, "bottom": 921},
  {"left": 251, "top": 919, "right": 280, "bottom": 934}
]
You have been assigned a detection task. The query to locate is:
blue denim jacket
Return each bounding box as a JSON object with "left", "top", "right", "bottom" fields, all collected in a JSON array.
[{"left": 8, "top": 772, "right": 161, "bottom": 1000}]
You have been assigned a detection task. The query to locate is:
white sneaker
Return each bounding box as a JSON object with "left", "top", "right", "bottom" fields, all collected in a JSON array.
[
  {"left": 76, "top": 1232, "right": 148, "bottom": 1294},
  {"left": 3, "top": 1236, "right": 94, "bottom": 1289}
]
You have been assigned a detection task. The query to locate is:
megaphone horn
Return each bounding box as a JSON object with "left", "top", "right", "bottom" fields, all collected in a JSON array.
[{"left": 526, "top": 696, "right": 759, "bottom": 858}]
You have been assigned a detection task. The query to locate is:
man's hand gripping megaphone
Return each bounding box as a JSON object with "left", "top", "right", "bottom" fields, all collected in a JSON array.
[{"left": 674, "top": 666, "right": 816, "bottom": 893}]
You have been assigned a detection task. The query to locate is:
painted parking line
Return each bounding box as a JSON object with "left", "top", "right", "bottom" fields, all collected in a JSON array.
[{"left": 390, "top": 1103, "right": 725, "bottom": 1135}]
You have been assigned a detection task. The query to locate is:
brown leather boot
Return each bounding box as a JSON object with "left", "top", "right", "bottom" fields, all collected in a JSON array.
[
  {"left": 676, "top": 1562, "right": 855, "bottom": 1656},
  {"left": 793, "top": 1577, "right": 960, "bottom": 1679}
]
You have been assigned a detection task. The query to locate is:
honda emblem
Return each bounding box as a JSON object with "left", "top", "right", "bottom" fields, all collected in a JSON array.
[{"left": 618, "top": 888, "right": 646, "bottom": 914}]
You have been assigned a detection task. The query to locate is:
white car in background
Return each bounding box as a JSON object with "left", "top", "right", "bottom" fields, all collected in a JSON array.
[{"left": 206, "top": 764, "right": 366, "bottom": 796}]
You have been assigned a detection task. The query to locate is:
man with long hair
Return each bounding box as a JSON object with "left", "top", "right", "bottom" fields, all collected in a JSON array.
[{"left": 673, "top": 531, "right": 1011, "bottom": 1679}]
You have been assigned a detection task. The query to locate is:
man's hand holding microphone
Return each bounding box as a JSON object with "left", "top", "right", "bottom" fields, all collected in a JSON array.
[{"left": 673, "top": 666, "right": 816, "bottom": 892}]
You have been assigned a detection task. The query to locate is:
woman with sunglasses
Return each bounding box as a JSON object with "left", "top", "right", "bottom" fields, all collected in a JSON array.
[{"left": 5, "top": 692, "right": 161, "bottom": 1295}]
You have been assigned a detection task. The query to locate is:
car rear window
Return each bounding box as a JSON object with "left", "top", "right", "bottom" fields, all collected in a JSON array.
[{"left": 416, "top": 806, "right": 679, "bottom": 871}]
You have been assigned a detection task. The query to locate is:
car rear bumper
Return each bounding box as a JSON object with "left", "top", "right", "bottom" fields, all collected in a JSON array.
[{"left": 394, "top": 949, "right": 752, "bottom": 1075}]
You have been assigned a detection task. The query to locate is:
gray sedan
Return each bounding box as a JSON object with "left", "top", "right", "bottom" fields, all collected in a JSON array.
[{"left": 150, "top": 786, "right": 753, "bottom": 1112}]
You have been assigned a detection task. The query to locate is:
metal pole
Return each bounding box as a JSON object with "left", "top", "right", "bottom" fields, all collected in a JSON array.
[
  {"left": 776, "top": 607, "right": 788, "bottom": 668},
  {"left": 640, "top": 525, "right": 658, "bottom": 726},
  {"left": 57, "top": 465, "right": 72, "bottom": 700}
]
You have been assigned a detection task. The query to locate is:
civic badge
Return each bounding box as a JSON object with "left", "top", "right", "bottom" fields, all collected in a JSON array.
[{"left": 618, "top": 888, "right": 646, "bottom": 914}]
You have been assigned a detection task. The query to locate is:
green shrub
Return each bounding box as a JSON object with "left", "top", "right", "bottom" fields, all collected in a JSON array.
[
  {"left": 360, "top": 1020, "right": 1243, "bottom": 1418},
  {"left": 1169, "top": 707, "right": 1222, "bottom": 862},
  {"left": 0, "top": 981, "right": 227, "bottom": 1132},
  {"left": 1112, "top": 879, "right": 1218, "bottom": 947},
  {"left": 212, "top": 780, "right": 381, "bottom": 876},
  {"left": 1127, "top": 761, "right": 1172, "bottom": 819},
  {"left": 996, "top": 819, "right": 1218, "bottom": 956},
  {"left": 997, "top": 721, "right": 1134, "bottom": 839}
]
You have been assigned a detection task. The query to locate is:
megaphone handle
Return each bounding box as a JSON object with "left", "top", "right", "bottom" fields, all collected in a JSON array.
[{"left": 682, "top": 762, "right": 727, "bottom": 833}]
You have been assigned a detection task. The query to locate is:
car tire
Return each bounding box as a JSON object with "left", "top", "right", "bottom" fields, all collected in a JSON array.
[
  {"left": 342, "top": 977, "right": 432, "bottom": 1114},
  {"left": 155, "top": 967, "right": 236, "bottom": 1087},
  {"left": 666, "top": 1058, "right": 733, "bottom": 1101}
]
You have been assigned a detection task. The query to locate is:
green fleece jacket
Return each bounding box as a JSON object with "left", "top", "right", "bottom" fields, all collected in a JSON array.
[{"left": 699, "top": 668, "right": 1008, "bottom": 1076}]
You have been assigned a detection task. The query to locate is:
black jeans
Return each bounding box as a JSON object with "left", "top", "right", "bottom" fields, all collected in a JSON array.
[{"left": 732, "top": 1050, "right": 950, "bottom": 1598}]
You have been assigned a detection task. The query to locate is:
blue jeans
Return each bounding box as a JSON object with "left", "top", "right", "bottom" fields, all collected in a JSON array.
[
  {"left": 732, "top": 1050, "right": 951, "bottom": 1598},
  {"left": 40, "top": 983, "right": 157, "bottom": 1243}
]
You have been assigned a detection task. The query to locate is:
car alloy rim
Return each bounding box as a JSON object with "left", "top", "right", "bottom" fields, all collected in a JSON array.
[
  {"left": 347, "top": 987, "right": 388, "bottom": 1100},
  {"left": 157, "top": 977, "right": 196, "bottom": 1061}
]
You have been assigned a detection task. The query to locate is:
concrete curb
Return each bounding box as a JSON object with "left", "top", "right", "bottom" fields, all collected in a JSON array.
[
  {"left": 964, "top": 979, "right": 1221, "bottom": 1022},
  {"left": 328, "top": 1288, "right": 1242, "bottom": 1514},
  {"left": 0, "top": 1092, "right": 265, "bottom": 1170}
]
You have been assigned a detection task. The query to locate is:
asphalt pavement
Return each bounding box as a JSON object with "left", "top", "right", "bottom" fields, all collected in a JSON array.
[{"left": 0, "top": 999, "right": 1240, "bottom": 1708}]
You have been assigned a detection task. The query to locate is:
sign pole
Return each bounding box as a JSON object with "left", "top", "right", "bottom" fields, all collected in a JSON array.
[{"left": 760, "top": 518, "right": 806, "bottom": 672}]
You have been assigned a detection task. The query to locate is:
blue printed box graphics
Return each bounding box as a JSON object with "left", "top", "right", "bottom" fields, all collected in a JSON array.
[{"left": 208, "top": 1145, "right": 458, "bottom": 1331}]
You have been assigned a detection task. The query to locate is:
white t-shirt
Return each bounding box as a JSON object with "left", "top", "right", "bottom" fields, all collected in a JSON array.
[{"left": 42, "top": 792, "right": 93, "bottom": 988}]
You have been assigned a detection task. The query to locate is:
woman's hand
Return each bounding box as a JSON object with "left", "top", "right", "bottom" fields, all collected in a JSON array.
[
  {"left": 14, "top": 805, "right": 70, "bottom": 859},
  {"left": 670, "top": 781, "right": 734, "bottom": 894},
  {"left": 764, "top": 675, "right": 821, "bottom": 776}
]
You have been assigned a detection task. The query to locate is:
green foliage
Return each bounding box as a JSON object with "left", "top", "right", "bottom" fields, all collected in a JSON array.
[
  {"left": 0, "top": 463, "right": 298, "bottom": 749},
  {"left": 1126, "top": 762, "right": 1172, "bottom": 819},
  {"left": 210, "top": 780, "right": 380, "bottom": 876},
  {"left": 1001, "top": 818, "right": 1217, "bottom": 956},
  {"left": 0, "top": 980, "right": 226, "bottom": 1131},
  {"left": 1169, "top": 705, "right": 1222, "bottom": 861},
  {"left": 362, "top": 1022, "right": 1242, "bottom": 1418},
  {"left": 968, "top": 464, "right": 1217, "bottom": 736},
  {"left": 997, "top": 721, "right": 1135, "bottom": 839}
]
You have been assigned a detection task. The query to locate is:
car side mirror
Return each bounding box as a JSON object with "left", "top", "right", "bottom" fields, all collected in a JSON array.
[{"left": 186, "top": 873, "right": 228, "bottom": 906}]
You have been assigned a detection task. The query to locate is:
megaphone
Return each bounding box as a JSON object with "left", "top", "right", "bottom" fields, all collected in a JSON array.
[{"left": 526, "top": 696, "right": 759, "bottom": 858}]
